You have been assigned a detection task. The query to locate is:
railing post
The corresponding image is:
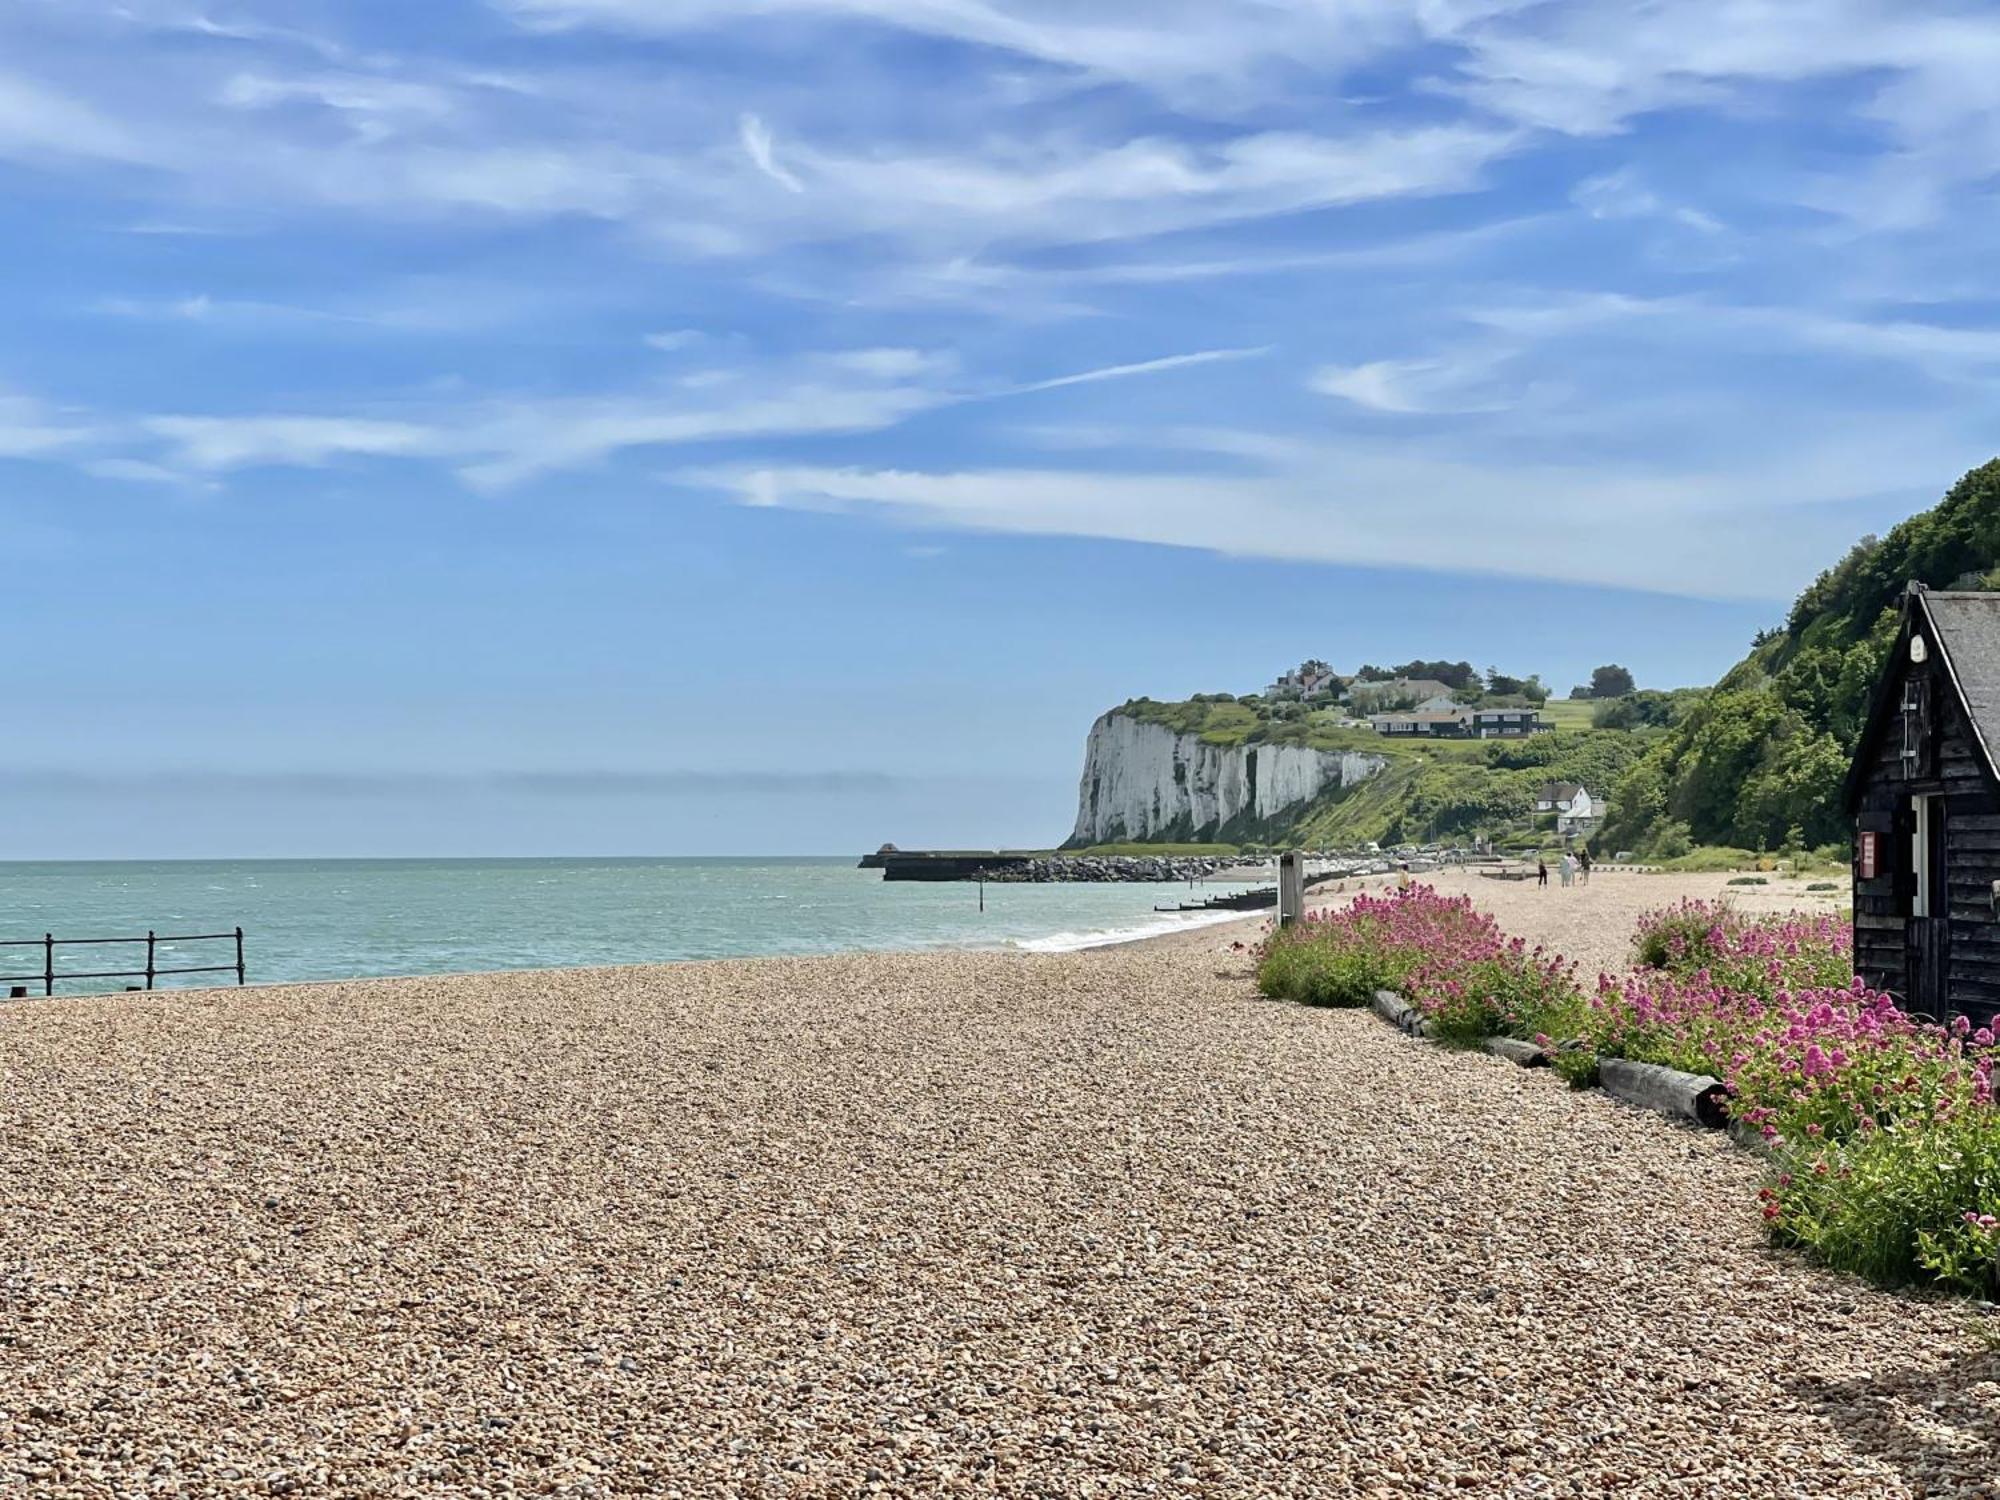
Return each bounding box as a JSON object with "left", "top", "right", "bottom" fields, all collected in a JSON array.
[
  {"left": 146, "top": 931, "right": 156, "bottom": 991},
  {"left": 235, "top": 927, "right": 245, "bottom": 986},
  {"left": 43, "top": 933, "right": 53, "bottom": 997}
]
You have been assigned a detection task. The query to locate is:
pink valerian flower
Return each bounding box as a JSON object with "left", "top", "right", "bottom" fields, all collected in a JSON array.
[
  {"left": 1634, "top": 900, "right": 1852, "bottom": 998},
  {"left": 1269, "top": 884, "right": 1583, "bottom": 1037},
  {"left": 1586, "top": 951, "right": 1994, "bottom": 1149}
]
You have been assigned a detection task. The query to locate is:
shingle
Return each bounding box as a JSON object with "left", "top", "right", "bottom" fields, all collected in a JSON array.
[{"left": 1921, "top": 591, "right": 2000, "bottom": 778}]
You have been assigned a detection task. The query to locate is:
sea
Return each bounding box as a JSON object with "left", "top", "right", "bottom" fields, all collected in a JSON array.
[{"left": 0, "top": 858, "right": 1267, "bottom": 996}]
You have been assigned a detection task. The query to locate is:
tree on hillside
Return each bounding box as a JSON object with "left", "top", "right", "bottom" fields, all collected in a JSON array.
[
  {"left": 1591, "top": 664, "right": 1637, "bottom": 699},
  {"left": 1593, "top": 688, "right": 1705, "bottom": 731}
]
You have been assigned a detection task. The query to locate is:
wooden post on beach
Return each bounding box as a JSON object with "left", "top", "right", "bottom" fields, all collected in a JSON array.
[{"left": 1277, "top": 851, "right": 1304, "bottom": 928}]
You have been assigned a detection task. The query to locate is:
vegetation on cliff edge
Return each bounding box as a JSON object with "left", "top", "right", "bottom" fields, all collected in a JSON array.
[{"left": 1600, "top": 458, "right": 2000, "bottom": 856}]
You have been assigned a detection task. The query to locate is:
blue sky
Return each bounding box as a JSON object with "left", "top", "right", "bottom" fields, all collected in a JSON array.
[{"left": 5, "top": 0, "right": 2000, "bottom": 856}]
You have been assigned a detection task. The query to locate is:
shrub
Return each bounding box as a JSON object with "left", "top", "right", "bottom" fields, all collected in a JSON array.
[
  {"left": 1258, "top": 886, "right": 1583, "bottom": 1043},
  {"left": 1728, "top": 875, "right": 1769, "bottom": 886},
  {"left": 1257, "top": 930, "right": 1408, "bottom": 1008},
  {"left": 1610, "top": 898, "right": 1999, "bottom": 1295},
  {"left": 1765, "top": 1108, "right": 2000, "bottom": 1296},
  {"left": 1633, "top": 898, "right": 1736, "bottom": 970},
  {"left": 1255, "top": 887, "right": 1458, "bottom": 1006},
  {"left": 1423, "top": 952, "right": 1589, "bottom": 1047},
  {"left": 1631, "top": 900, "right": 1851, "bottom": 999}
]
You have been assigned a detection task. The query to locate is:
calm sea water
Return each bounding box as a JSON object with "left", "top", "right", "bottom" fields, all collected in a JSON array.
[{"left": 0, "top": 858, "right": 1264, "bottom": 995}]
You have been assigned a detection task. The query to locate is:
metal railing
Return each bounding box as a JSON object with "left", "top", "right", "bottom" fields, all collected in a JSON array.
[{"left": 0, "top": 928, "right": 245, "bottom": 997}]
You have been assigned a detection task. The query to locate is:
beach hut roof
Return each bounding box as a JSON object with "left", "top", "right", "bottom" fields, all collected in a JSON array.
[{"left": 1844, "top": 585, "right": 2000, "bottom": 809}]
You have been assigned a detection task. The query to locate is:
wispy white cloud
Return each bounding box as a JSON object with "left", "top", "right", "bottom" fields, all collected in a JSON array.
[
  {"left": 142, "top": 414, "right": 443, "bottom": 471},
  {"left": 452, "top": 383, "right": 941, "bottom": 489},
  {"left": 218, "top": 70, "right": 458, "bottom": 142},
  {"left": 814, "top": 347, "right": 954, "bottom": 379},
  {"left": 132, "top": 8, "right": 355, "bottom": 62},
  {"left": 0, "top": 73, "right": 162, "bottom": 166},
  {"left": 0, "top": 395, "right": 96, "bottom": 458},
  {"left": 106, "top": 340, "right": 1281, "bottom": 490},
  {"left": 689, "top": 431, "right": 1965, "bottom": 600},
  {"left": 1005, "top": 346, "right": 1269, "bottom": 395},
  {"left": 90, "top": 291, "right": 388, "bottom": 328},
  {"left": 1458, "top": 290, "right": 2000, "bottom": 384},
  {"left": 644, "top": 329, "right": 706, "bottom": 351},
  {"left": 78, "top": 456, "right": 213, "bottom": 488},
  {"left": 770, "top": 125, "right": 1523, "bottom": 249},
  {"left": 738, "top": 112, "right": 804, "bottom": 193},
  {"left": 497, "top": 0, "right": 1431, "bottom": 96},
  {"left": 1572, "top": 168, "right": 1723, "bottom": 234},
  {"left": 1310, "top": 354, "right": 1519, "bottom": 415}
]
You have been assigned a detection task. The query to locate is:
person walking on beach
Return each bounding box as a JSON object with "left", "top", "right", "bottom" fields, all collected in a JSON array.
[
  {"left": 1537, "top": 857, "right": 1548, "bottom": 888},
  {"left": 1559, "top": 852, "right": 1576, "bottom": 888},
  {"left": 1578, "top": 848, "right": 1593, "bottom": 885}
]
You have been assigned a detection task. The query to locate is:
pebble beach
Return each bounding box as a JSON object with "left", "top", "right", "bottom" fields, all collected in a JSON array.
[{"left": 5, "top": 885, "right": 1997, "bottom": 1498}]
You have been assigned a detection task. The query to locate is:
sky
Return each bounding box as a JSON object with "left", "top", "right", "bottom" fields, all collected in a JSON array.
[{"left": 4, "top": 0, "right": 2000, "bottom": 857}]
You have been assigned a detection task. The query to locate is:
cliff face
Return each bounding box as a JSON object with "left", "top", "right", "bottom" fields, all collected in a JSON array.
[{"left": 1068, "top": 711, "right": 1388, "bottom": 845}]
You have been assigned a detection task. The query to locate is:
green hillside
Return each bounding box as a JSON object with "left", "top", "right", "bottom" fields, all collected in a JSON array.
[{"left": 1600, "top": 458, "right": 2000, "bottom": 856}]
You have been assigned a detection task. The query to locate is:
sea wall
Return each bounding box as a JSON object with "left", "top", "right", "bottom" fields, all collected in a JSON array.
[{"left": 1069, "top": 712, "right": 1387, "bottom": 845}]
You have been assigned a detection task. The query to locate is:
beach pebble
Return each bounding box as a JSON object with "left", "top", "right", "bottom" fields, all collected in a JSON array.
[{"left": 0, "top": 939, "right": 1984, "bottom": 1497}]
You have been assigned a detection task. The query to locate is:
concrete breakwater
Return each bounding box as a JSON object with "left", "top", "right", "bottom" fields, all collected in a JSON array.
[{"left": 981, "top": 854, "right": 1256, "bottom": 884}]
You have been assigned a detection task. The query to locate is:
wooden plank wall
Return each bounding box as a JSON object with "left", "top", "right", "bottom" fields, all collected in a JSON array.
[{"left": 1852, "top": 649, "right": 2000, "bottom": 1026}]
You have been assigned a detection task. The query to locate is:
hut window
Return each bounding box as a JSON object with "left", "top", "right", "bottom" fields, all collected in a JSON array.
[
  {"left": 1901, "top": 677, "right": 1932, "bottom": 778},
  {"left": 1912, "top": 793, "right": 1935, "bottom": 918}
]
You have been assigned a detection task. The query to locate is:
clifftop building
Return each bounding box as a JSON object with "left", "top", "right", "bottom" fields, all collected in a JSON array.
[{"left": 1370, "top": 706, "right": 1549, "bottom": 740}]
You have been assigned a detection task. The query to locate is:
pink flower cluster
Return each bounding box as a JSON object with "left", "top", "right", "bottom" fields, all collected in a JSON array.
[
  {"left": 1599, "top": 903, "right": 1995, "bottom": 1150},
  {"left": 1589, "top": 966, "right": 1995, "bottom": 1146},
  {"left": 1633, "top": 899, "right": 1852, "bottom": 997},
  {"left": 1289, "top": 885, "right": 1581, "bottom": 1038}
]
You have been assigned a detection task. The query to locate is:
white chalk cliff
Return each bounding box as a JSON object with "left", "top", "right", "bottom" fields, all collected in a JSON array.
[{"left": 1069, "top": 711, "right": 1388, "bottom": 844}]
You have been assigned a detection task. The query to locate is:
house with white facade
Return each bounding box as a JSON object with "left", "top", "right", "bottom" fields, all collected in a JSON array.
[
  {"left": 1555, "top": 787, "right": 1606, "bottom": 837},
  {"left": 1534, "top": 781, "right": 1583, "bottom": 813},
  {"left": 1265, "top": 661, "right": 1345, "bottom": 701}
]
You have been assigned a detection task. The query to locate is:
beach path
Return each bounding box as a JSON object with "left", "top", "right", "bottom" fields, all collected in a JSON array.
[
  {"left": 0, "top": 946, "right": 1988, "bottom": 1497},
  {"left": 1151, "top": 866, "right": 1856, "bottom": 978}
]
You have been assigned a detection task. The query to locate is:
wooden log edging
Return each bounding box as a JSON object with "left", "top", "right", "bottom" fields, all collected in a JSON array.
[
  {"left": 1371, "top": 989, "right": 1420, "bottom": 1034},
  {"left": 1482, "top": 1035, "right": 1549, "bottom": 1068},
  {"left": 1361, "top": 989, "right": 1735, "bottom": 1132},
  {"left": 1597, "top": 1058, "right": 1730, "bottom": 1129}
]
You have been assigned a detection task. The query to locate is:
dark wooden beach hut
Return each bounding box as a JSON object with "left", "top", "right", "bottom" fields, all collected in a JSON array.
[{"left": 1845, "top": 584, "right": 2000, "bottom": 1025}]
